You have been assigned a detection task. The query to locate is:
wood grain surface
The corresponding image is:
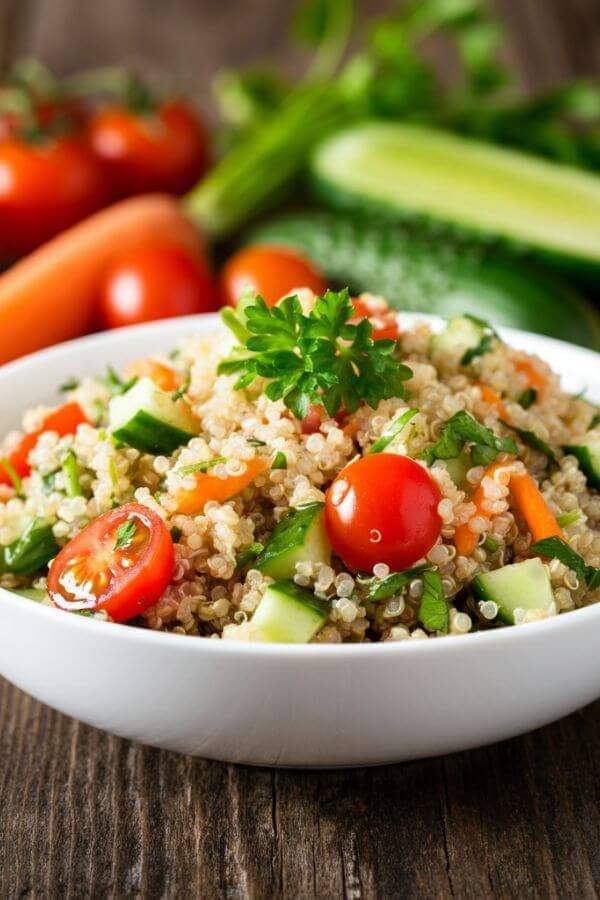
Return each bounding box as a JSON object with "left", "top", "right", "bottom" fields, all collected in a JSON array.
[{"left": 1, "top": 1, "right": 600, "bottom": 897}]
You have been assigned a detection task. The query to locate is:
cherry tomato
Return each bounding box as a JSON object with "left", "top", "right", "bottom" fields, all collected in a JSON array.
[
  {"left": 99, "top": 242, "right": 218, "bottom": 330},
  {"left": 0, "top": 402, "right": 88, "bottom": 486},
  {"left": 351, "top": 296, "right": 400, "bottom": 342},
  {"left": 87, "top": 100, "right": 209, "bottom": 197},
  {"left": 0, "top": 136, "right": 109, "bottom": 255},
  {"left": 48, "top": 502, "right": 174, "bottom": 622},
  {"left": 220, "top": 245, "right": 327, "bottom": 308},
  {"left": 324, "top": 454, "right": 442, "bottom": 572}
]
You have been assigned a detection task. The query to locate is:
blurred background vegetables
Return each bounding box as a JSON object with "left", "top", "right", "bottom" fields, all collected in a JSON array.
[{"left": 0, "top": 0, "right": 599, "bottom": 361}]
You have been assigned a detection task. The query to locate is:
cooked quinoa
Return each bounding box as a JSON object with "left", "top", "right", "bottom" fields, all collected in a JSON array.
[{"left": 1, "top": 290, "right": 599, "bottom": 643}]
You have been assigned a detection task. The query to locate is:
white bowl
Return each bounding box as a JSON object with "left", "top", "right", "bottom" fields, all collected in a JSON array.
[{"left": 0, "top": 314, "right": 599, "bottom": 767}]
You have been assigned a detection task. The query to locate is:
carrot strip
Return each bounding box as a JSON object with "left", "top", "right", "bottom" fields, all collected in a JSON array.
[
  {"left": 123, "top": 359, "right": 181, "bottom": 393},
  {"left": 175, "top": 457, "right": 270, "bottom": 515},
  {"left": 454, "top": 460, "right": 512, "bottom": 557},
  {"left": 510, "top": 472, "right": 563, "bottom": 544},
  {"left": 514, "top": 359, "right": 547, "bottom": 391},
  {"left": 475, "top": 382, "right": 508, "bottom": 419},
  {"left": 0, "top": 195, "right": 203, "bottom": 364}
]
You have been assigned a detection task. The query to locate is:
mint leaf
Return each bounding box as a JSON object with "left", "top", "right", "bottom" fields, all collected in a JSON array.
[
  {"left": 418, "top": 570, "right": 450, "bottom": 633},
  {"left": 418, "top": 410, "right": 516, "bottom": 467},
  {"left": 531, "top": 537, "right": 600, "bottom": 590},
  {"left": 114, "top": 519, "right": 137, "bottom": 551}
]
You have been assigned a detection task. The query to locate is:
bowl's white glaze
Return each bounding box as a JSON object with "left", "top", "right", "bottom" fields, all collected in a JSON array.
[{"left": 0, "top": 314, "right": 598, "bottom": 767}]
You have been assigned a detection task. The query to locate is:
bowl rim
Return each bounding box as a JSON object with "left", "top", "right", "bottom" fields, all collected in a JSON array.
[{"left": 1, "top": 311, "right": 599, "bottom": 658}]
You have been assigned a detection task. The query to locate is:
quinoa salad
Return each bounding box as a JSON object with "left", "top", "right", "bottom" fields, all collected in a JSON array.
[{"left": 0, "top": 289, "right": 599, "bottom": 644}]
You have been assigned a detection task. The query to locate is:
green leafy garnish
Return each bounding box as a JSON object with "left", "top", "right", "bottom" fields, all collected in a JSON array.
[
  {"left": 518, "top": 388, "right": 537, "bottom": 410},
  {"left": 271, "top": 451, "right": 288, "bottom": 470},
  {"left": 362, "top": 563, "right": 430, "bottom": 602},
  {"left": 103, "top": 366, "right": 137, "bottom": 397},
  {"left": 482, "top": 535, "right": 500, "bottom": 553},
  {"left": 418, "top": 410, "right": 516, "bottom": 467},
  {"left": 177, "top": 457, "right": 226, "bottom": 477},
  {"left": 556, "top": 510, "right": 581, "bottom": 528},
  {"left": 59, "top": 377, "right": 80, "bottom": 394},
  {"left": 0, "top": 519, "right": 59, "bottom": 575},
  {"left": 61, "top": 451, "right": 82, "bottom": 498},
  {"left": 460, "top": 316, "right": 500, "bottom": 366},
  {"left": 531, "top": 537, "right": 600, "bottom": 590},
  {"left": 235, "top": 542, "right": 265, "bottom": 572},
  {"left": 418, "top": 570, "right": 450, "bottom": 633},
  {"left": 247, "top": 438, "right": 267, "bottom": 447},
  {"left": 41, "top": 470, "right": 59, "bottom": 495},
  {"left": 499, "top": 420, "right": 556, "bottom": 462},
  {"left": 171, "top": 375, "right": 191, "bottom": 402},
  {"left": 92, "top": 399, "right": 106, "bottom": 427},
  {"left": 369, "top": 408, "right": 418, "bottom": 454},
  {"left": 0, "top": 457, "right": 22, "bottom": 493},
  {"left": 589, "top": 411, "right": 600, "bottom": 431},
  {"left": 219, "top": 289, "right": 412, "bottom": 420},
  {"left": 170, "top": 526, "right": 183, "bottom": 543},
  {"left": 114, "top": 519, "right": 137, "bottom": 551}
]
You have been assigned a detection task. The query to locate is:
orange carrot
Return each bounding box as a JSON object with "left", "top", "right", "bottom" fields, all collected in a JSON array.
[
  {"left": 454, "top": 460, "right": 514, "bottom": 557},
  {"left": 0, "top": 195, "right": 203, "bottom": 364},
  {"left": 514, "top": 359, "right": 547, "bottom": 391},
  {"left": 175, "top": 457, "right": 270, "bottom": 516},
  {"left": 123, "top": 359, "right": 181, "bottom": 393},
  {"left": 475, "top": 382, "right": 508, "bottom": 419},
  {"left": 510, "top": 472, "right": 563, "bottom": 544}
]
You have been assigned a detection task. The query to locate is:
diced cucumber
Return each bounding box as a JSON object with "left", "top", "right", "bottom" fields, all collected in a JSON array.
[
  {"left": 255, "top": 503, "right": 331, "bottom": 580},
  {"left": 472, "top": 557, "right": 554, "bottom": 625},
  {"left": 430, "top": 316, "right": 485, "bottom": 362},
  {"left": 109, "top": 377, "right": 199, "bottom": 454},
  {"left": 434, "top": 451, "right": 471, "bottom": 491},
  {"left": 563, "top": 442, "right": 600, "bottom": 490},
  {"left": 250, "top": 580, "right": 329, "bottom": 643}
]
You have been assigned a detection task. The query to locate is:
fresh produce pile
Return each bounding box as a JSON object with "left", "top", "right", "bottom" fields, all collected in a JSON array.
[{"left": 0, "top": 0, "right": 599, "bottom": 362}]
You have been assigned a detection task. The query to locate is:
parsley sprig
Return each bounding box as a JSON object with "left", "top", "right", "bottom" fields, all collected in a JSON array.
[
  {"left": 219, "top": 289, "right": 412, "bottom": 419},
  {"left": 532, "top": 537, "right": 600, "bottom": 590},
  {"left": 419, "top": 410, "right": 517, "bottom": 467}
]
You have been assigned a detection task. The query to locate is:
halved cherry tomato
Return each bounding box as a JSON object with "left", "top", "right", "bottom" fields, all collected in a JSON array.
[
  {"left": 123, "top": 359, "right": 181, "bottom": 392},
  {"left": 0, "top": 136, "right": 109, "bottom": 255},
  {"left": 87, "top": 100, "right": 209, "bottom": 197},
  {"left": 351, "top": 296, "right": 400, "bottom": 341},
  {"left": 0, "top": 402, "right": 88, "bottom": 486},
  {"left": 324, "top": 454, "right": 442, "bottom": 572},
  {"left": 220, "top": 245, "right": 327, "bottom": 308},
  {"left": 48, "top": 502, "right": 174, "bottom": 622},
  {"left": 99, "top": 242, "right": 218, "bottom": 330}
]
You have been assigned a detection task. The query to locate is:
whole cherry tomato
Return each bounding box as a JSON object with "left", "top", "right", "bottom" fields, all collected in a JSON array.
[
  {"left": 87, "top": 100, "right": 209, "bottom": 197},
  {"left": 99, "top": 242, "right": 218, "bottom": 330},
  {"left": 220, "top": 245, "right": 327, "bottom": 307},
  {"left": 0, "top": 136, "right": 109, "bottom": 255},
  {"left": 48, "top": 502, "right": 174, "bottom": 622},
  {"left": 324, "top": 454, "right": 442, "bottom": 572}
]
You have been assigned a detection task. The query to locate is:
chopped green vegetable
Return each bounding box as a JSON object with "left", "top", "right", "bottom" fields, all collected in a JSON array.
[
  {"left": 236, "top": 542, "right": 265, "bottom": 572},
  {"left": 59, "top": 377, "right": 80, "bottom": 393},
  {"left": 531, "top": 537, "right": 600, "bottom": 590},
  {"left": 500, "top": 420, "right": 556, "bottom": 462},
  {"left": 482, "top": 535, "right": 500, "bottom": 552},
  {"left": 103, "top": 365, "right": 138, "bottom": 397},
  {"left": 170, "top": 526, "right": 183, "bottom": 543},
  {"left": 114, "top": 519, "right": 137, "bottom": 551},
  {"left": 460, "top": 316, "right": 500, "bottom": 365},
  {"left": 556, "top": 510, "right": 581, "bottom": 528},
  {"left": 369, "top": 408, "right": 418, "bottom": 454},
  {"left": 518, "top": 388, "right": 537, "bottom": 410},
  {"left": 177, "top": 457, "right": 226, "bottom": 477},
  {"left": 247, "top": 438, "right": 267, "bottom": 447},
  {"left": 418, "top": 410, "right": 517, "bottom": 467},
  {"left": 272, "top": 451, "right": 288, "bottom": 470},
  {"left": 589, "top": 411, "right": 600, "bottom": 431},
  {"left": 219, "top": 289, "right": 412, "bottom": 420},
  {"left": 0, "top": 457, "right": 22, "bottom": 493},
  {"left": 362, "top": 563, "right": 430, "bottom": 602},
  {"left": 171, "top": 375, "right": 191, "bottom": 402},
  {"left": 108, "top": 458, "right": 119, "bottom": 491},
  {"left": 41, "top": 470, "right": 59, "bottom": 495},
  {"left": 61, "top": 450, "right": 82, "bottom": 498},
  {"left": 0, "top": 519, "right": 59, "bottom": 575},
  {"left": 418, "top": 570, "right": 449, "bottom": 633}
]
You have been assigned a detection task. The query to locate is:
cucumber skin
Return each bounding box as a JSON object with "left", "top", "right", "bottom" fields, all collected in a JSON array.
[
  {"left": 113, "top": 412, "right": 195, "bottom": 455},
  {"left": 251, "top": 580, "right": 329, "bottom": 643},
  {"left": 563, "top": 444, "right": 600, "bottom": 490},
  {"left": 248, "top": 213, "right": 600, "bottom": 350},
  {"left": 472, "top": 558, "right": 554, "bottom": 625}
]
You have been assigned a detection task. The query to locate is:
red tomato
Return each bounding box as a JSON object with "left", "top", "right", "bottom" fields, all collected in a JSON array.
[
  {"left": 351, "top": 297, "right": 400, "bottom": 342},
  {"left": 0, "top": 136, "right": 109, "bottom": 255},
  {"left": 0, "top": 402, "right": 88, "bottom": 486},
  {"left": 99, "top": 242, "right": 218, "bottom": 330},
  {"left": 87, "top": 100, "right": 209, "bottom": 197},
  {"left": 48, "top": 502, "right": 174, "bottom": 622},
  {"left": 220, "top": 245, "right": 327, "bottom": 308},
  {"left": 324, "top": 454, "right": 442, "bottom": 572}
]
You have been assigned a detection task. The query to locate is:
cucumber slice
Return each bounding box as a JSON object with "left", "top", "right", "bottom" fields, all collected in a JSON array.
[
  {"left": 563, "top": 442, "right": 600, "bottom": 490},
  {"left": 109, "top": 377, "right": 199, "bottom": 454},
  {"left": 430, "top": 316, "right": 485, "bottom": 361},
  {"left": 311, "top": 123, "right": 600, "bottom": 276},
  {"left": 472, "top": 557, "right": 554, "bottom": 625},
  {"left": 251, "top": 580, "right": 329, "bottom": 643},
  {"left": 434, "top": 451, "right": 471, "bottom": 491},
  {"left": 255, "top": 502, "right": 331, "bottom": 580}
]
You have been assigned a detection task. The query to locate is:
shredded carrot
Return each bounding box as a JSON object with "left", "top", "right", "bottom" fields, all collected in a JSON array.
[
  {"left": 510, "top": 472, "right": 563, "bottom": 544},
  {"left": 175, "top": 457, "right": 270, "bottom": 515},
  {"left": 514, "top": 359, "right": 547, "bottom": 391},
  {"left": 475, "top": 382, "right": 508, "bottom": 419},
  {"left": 123, "top": 359, "right": 181, "bottom": 393},
  {"left": 454, "top": 460, "right": 513, "bottom": 557}
]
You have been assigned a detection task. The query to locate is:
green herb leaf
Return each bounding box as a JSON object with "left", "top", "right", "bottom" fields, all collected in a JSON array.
[
  {"left": 589, "top": 411, "right": 600, "bottom": 431},
  {"left": 41, "top": 469, "right": 59, "bottom": 495},
  {"left": 418, "top": 570, "right": 450, "bottom": 633},
  {"left": 177, "top": 457, "right": 226, "bottom": 477},
  {"left": 170, "top": 526, "right": 183, "bottom": 543},
  {"left": 556, "top": 510, "right": 581, "bottom": 528},
  {"left": 59, "top": 377, "right": 80, "bottom": 393},
  {"left": 247, "top": 438, "right": 267, "bottom": 447},
  {"left": 531, "top": 537, "right": 600, "bottom": 589},
  {"left": 61, "top": 450, "right": 82, "bottom": 498},
  {"left": 460, "top": 322, "right": 500, "bottom": 366},
  {"left": 418, "top": 410, "right": 516, "bottom": 467},
  {"left": 369, "top": 408, "right": 418, "bottom": 454},
  {"left": 1, "top": 519, "right": 59, "bottom": 575},
  {"left": 482, "top": 535, "right": 500, "bottom": 552},
  {"left": 218, "top": 289, "right": 412, "bottom": 420},
  {"left": 103, "top": 366, "right": 137, "bottom": 397},
  {"left": 518, "top": 388, "right": 537, "bottom": 410},
  {"left": 114, "top": 519, "right": 137, "bottom": 551},
  {"left": 500, "top": 420, "right": 556, "bottom": 462},
  {"left": 271, "top": 451, "right": 288, "bottom": 470},
  {"left": 171, "top": 375, "right": 191, "bottom": 402},
  {"left": 363, "top": 563, "right": 430, "bottom": 602},
  {"left": 235, "top": 542, "right": 265, "bottom": 572}
]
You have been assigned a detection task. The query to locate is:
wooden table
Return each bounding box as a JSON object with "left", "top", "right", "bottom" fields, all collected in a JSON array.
[{"left": 1, "top": 1, "right": 600, "bottom": 896}]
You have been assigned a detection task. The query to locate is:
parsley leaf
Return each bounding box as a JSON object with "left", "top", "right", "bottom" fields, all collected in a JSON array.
[
  {"left": 369, "top": 408, "right": 418, "bottom": 454},
  {"left": 518, "top": 388, "right": 537, "bottom": 409},
  {"left": 271, "top": 451, "right": 288, "bottom": 470},
  {"left": 219, "top": 289, "right": 412, "bottom": 420},
  {"left": 499, "top": 420, "right": 556, "bottom": 462},
  {"left": 361, "top": 564, "right": 430, "bottom": 602},
  {"left": 418, "top": 571, "right": 450, "bottom": 633},
  {"left": 418, "top": 410, "right": 517, "bottom": 467},
  {"left": 177, "top": 457, "right": 226, "bottom": 477},
  {"left": 59, "top": 377, "right": 80, "bottom": 393},
  {"left": 114, "top": 519, "right": 137, "bottom": 551},
  {"left": 531, "top": 537, "right": 600, "bottom": 590}
]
